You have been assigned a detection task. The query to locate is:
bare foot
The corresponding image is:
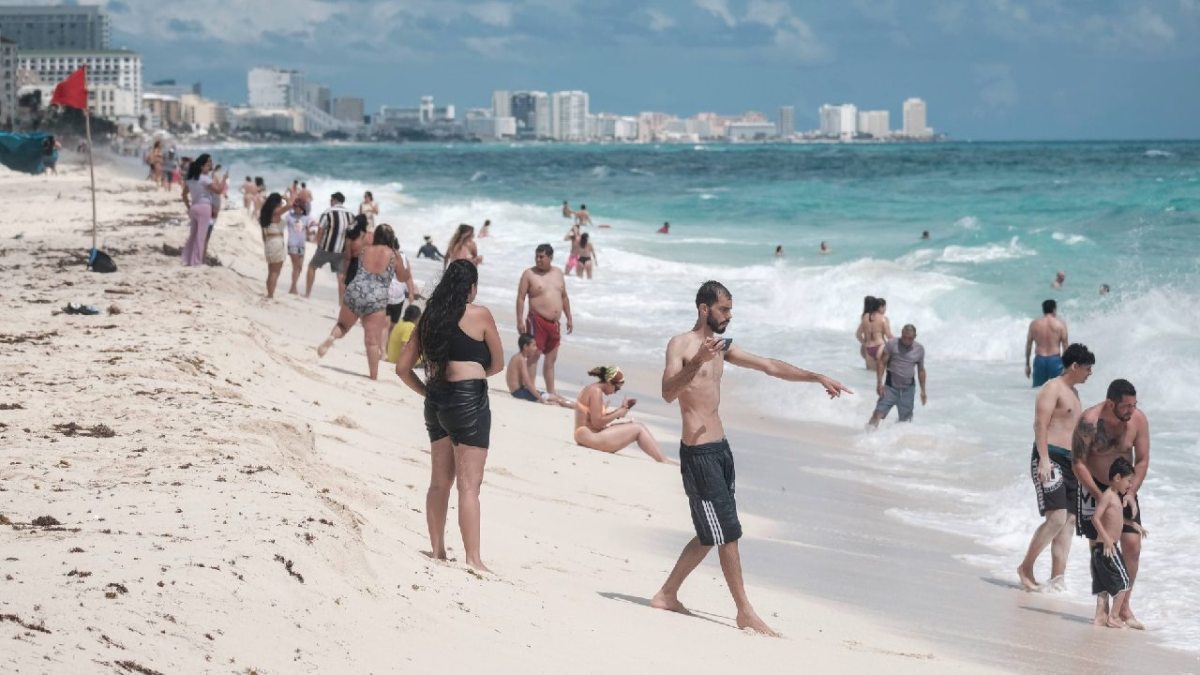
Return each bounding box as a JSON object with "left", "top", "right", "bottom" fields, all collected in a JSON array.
[
  {"left": 736, "top": 610, "right": 781, "bottom": 637},
  {"left": 466, "top": 558, "right": 492, "bottom": 574},
  {"left": 1123, "top": 616, "right": 1145, "bottom": 630},
  {"left": 1094, "top": 615, "right": 1108, "bottom": 627},
  {"left": 1106, "top": 617, "right": 1127, "bottom": 629},
  {"left": 317, "top": 337, "right": 334, "bottom": 357},
  {"left": 1017, "top": 565, "right": 1039, "bottom": 591},
  {"left": 650, "top": 591, "right": 691, "bottom": 615}
]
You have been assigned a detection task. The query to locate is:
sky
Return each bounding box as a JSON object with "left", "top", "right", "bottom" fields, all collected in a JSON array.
[{"left": 41, "top": 0, "right": 1200, "bottom": 139}]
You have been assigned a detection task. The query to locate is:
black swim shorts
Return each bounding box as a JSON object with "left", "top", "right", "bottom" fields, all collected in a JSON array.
[
  {"left": 1077, "top": 480, "right": 1142, "bottom": 540},
  {"left": 424, "top": 379, "right": 491, "bottom": 449},
  {"left": 1090, "top": 543, "right": 1131, "bottom": 597},
  {"left": 679, "top": 438, "right": 742, "bottom": 546},
  {"left": 1030, "top": 445, "right": 1077, "bottom": 516}
]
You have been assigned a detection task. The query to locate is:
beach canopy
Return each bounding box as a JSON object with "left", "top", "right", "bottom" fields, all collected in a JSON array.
[{"left": 0, "top": 131, "right": 51, "bottom": 175}]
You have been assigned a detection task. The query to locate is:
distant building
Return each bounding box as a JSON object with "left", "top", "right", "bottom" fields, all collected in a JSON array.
[
  {"left": 307, "top": 83, "right": 331, "bottom": 114},
  {"left": 857, "top": 109, "right": 889, "bottom": 139},
  {"left": 142, "top": 93, "right": 181, "bottom": 131},
  {"left": 19, "top": 49, "right": 142, "bottom": 121},
  {"left": 510, "top": 91, "right": 550, "bottom": 139},
  {"left": 179, "top": 94, "right": 226, "bottom": 132},
  {"left": 247, "top": 67, "right": 305, "bottom": 109},
  {"left": 145, "top": 79, "right": 201, "bottom": 98},
  {"left": 591, "top": 112, "right": 638, "bottom": 141},
  {"left": 465, "top": 108, "right": 516, "bottom": 139},
  {"left": 777, "top": 106, "right": 795, "bottom": 138},
  {"left": 726, "top": 122, "right": 777, "bottom": 141},
  {"left": 551, "top": 90, "right": 588, "bottom": 141},
  {"left": 0, "top": 5, "right": 110, "bottom": 51},
  {"left": 818, "top": 103, "right": 857, "bottom": 140},
  {"left": 332, "top": 96, "right": 364, "bottom": 125},
  {"left": 376, "top": 96, "right": 454, "bottom": 133},
  {"left": 491, "top": 90, "right": 511, "bottom": 119},
  {"left": 1, "top": 36, "right": 16, "bottom": 128},
  {"left": 902, "top": 97, "right": 929, "bottom": 138}
]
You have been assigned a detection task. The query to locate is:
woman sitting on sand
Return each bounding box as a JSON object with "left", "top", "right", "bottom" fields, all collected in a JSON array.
[
  {"left": 258, "top": 192, "right": 292, "bottom": 299},
  {"left": 573, "top": 366, "right": 671, "bottom": 463},
  {"left": 444, "top": 224, "right": 483, "bottom": 269},
  {"left": 396, "top": 260, "right": 503, "bottom": 572},
  {"left": 855, "top": 296, "right": 893, "bottom": 370},
  {"left": 318, "top": 224, "right": 414, "bottom": 379}
]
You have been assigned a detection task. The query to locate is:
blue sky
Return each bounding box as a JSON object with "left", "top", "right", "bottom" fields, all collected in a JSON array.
[{"left": 78, "top": 0, "right": 1200, "bottom": 139}]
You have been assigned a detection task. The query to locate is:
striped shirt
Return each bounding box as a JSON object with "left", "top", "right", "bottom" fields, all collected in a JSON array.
[{"left": 316, "top": 205, "right": 356, "bottom": 253}]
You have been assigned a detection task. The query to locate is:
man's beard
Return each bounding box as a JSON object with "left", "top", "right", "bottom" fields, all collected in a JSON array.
[{"left": 707, "top": 315, "right": 728, "bottom": 334}]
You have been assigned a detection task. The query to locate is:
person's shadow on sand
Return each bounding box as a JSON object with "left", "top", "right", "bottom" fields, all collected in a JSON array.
[{"left": 597, "top": 592, "right": 730, "bottom": 628}]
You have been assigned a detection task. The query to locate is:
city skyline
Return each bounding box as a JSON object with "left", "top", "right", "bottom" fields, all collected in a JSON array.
[{"left": 5, "top": 1, "right": 1199, "bottom": 140}]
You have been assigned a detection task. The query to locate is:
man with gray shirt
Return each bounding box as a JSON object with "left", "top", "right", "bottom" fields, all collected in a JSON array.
[{"left": 868, "top": 324, "right": 927, "bottom": 427}]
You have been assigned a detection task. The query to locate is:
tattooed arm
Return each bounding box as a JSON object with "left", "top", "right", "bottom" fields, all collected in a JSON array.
[{"left": 1072, "top": 416, "right": 1103, "bottom": 502}]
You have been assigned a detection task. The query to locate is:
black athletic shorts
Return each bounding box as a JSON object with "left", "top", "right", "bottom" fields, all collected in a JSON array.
[
  {"left": 1030, "top": 446, "right": 1077, "bottom": 516},
  {"left": 424, "top": 379, "right": 490, "bottom": 449},
  {"left": 679, "top": 438, "right": 742, "bottom": 546},
  {"left": 1090, "top": 543, "right": 1132, "bottom": 597},
  {"left": 386, "top": 302, "right": 404, "bottom": 323},
  {"left": 1078, "top": 479, "right": 1142, "bottom": 539}
]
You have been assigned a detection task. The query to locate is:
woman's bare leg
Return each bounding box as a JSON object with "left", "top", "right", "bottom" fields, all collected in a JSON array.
[
  {"left": 427, "top": 438, "right": 455, "bottom": 559},
  {"left": 577, "top": 423, "right": 671, "bottom": 462},
  {"left": 317, "top": 305, "right": 357, "bottom": 357},
  {"left": 266, "top": 262, "right": 283, "bottom": 298},
  {"left": 288, "top": 254, "right": 303, "bottom": 294},
  {"left": 453, "top": 443, "right": 490, "bottom": 572},
  {"left": 361, "top": 311, "right": 386, "bottom": 379}
]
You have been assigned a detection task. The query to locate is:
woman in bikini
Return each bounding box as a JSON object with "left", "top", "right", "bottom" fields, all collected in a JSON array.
[
  {"left": 444, "top": 224, "right": 483, "bottom": 269},
  {"left": 258, "top": 192, "right": 292, "bottom": 299},
  {"left": 575, "top": 232, "right": 597, "bottom": 279},
  {"left": 856, "top": 296, "right": 893, "bottom": 370},
  {"left": 396, "top": 260, "right": 503, "bottom": 572},
  {"left": 318, "top": 224, "right": 413, "bottom": 380},
  {"left": 573, "top": 366, "right": 672, "bottom": 463}
]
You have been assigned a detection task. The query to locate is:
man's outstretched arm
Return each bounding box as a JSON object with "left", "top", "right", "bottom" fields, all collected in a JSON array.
[{"left": 727, "top": 347, "right": 852, "bottom": 397}]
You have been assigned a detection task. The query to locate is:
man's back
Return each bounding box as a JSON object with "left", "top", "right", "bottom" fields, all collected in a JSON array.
[
  {"left": 317, "top": 205, "right": 353, "bottom": 252},
  {"left": 1029, "top": 315, "right": 1066, "bottom": 356}
]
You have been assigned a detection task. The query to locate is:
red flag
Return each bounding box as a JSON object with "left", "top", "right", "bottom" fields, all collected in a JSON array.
[{"left": 51, "top": 66, "right": 88, "bottom": 110}]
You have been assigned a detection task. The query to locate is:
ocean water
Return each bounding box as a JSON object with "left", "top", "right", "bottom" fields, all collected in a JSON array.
[{"left": 196, "top": 140, "right": 1200, "bottom": 651}]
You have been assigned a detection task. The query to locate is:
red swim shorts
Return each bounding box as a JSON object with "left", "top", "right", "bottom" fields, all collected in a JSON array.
[{"left": 525, "top": 312, "right": 562, "bottom": 354}]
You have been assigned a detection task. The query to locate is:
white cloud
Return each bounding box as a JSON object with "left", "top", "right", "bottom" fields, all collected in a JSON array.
[
  {"left": 744, "top": 0, "right": 790, "bottom": 28},
  {"left": 462, "top": 35, "right": 525, "bottom": 59},
  {"left": 1128, "top": 6, "right": 1176, "bottom": 42},
  {"left": 694, "top": 0, "right": 737, "bottom": 28},
  {"left": 467, "top": 2, "right": 515, "bottom": 28},
  {"left": 770, "top": 17, "right": 827, "bottom": 62},
  {"left": 644, "top": 8, "right": 676, "bottom": 32}
]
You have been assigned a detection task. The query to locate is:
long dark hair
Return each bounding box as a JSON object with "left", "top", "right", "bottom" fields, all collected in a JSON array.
[
  {"left": 259, "top": 193, "right": 283, "bottom": 228},
  {"left": 579, "top": 232, "right": 590, "bottom": 247},
  {"left": 372, "top": 223, "right": 398, "bottom": 250},
  {"left": 419, "top": 260, "right": 478, "bottom": 382},
  {"left": 862, "top": 295, "right": 877, "bottom": 316},
  {"left": 346, "top": 214, "right": 370, "bottom": 241},
  {"left": 186, "top": 153, "right": 210, "bottom": 181}
]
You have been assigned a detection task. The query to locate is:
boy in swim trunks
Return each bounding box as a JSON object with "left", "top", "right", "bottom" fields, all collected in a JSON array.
[{"left": 1088, "top": 457, "right": 1142, "bottom": 628}]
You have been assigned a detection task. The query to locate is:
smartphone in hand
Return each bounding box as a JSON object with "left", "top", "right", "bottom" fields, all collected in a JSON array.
[{"left": 721, "top": 338, "right": 733, "bottom": 351}]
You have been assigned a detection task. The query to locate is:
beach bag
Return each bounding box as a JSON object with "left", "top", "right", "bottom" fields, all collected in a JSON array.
[{"left": 88, "top": 248, "right": 117, "bottom": 273}]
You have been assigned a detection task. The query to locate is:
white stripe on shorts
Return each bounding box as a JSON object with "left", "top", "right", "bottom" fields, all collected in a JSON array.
[{"left": 702, "top": 500, "right": 724, "bottom": 545}]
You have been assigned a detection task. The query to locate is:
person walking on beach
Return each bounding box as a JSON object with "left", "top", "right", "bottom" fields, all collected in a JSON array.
[
  {"left": 240, "top": 176, "right": 255, "bottom": 214},
  {"left": 1026, "top": 299, "right": 1068, "bottom": 387},
  {"left": 259, "top": 192, "right": 292, "bottom": 299},
  {"left": 1017, "top": 343, "right": 1095, "bottom": 592},
  {"left": 573, "top": 366, "right": 671, "bottom": 463},
  {"left": 1088, "top": 457, "right": 1140, "bottom": 628},
  {"left": 147, "top": 140, "right": 164, "bottom": 189},
  {"left": 856, "top": 296, "right": 893, "bottom": 370},
  {"left": 867, "top": 324, "right": 926, "bottom": 427},
  {"left": 253, "top": 177, "right": 266, "bottom": 214},
  {"left": 318, "top": 224, "right": 414, "bottom": 379},
  {"left": 180, "top": 154, "right": 223, "bottom": 267},
  {"left": 575, "top": 232, "right": 597, "bottom": 279},
  {"left": 1073, "top": 379, "right": 1151, "bottom": 630},
  {"left": 651, "top": 281, "right": 851, "bottom": 636},
  {"left": 563, "top": 222, "right": 581, "bottom": 275},
  {"left": 516, "top": 244, "right": 573, "bottom": 398},
  {"left": 445, "top": 224, "right": 483, "bottom": 269},
  {"left": 395, "top": 260, "right": 503, "bottom": 572},
  {"left": 305, "top": 192, "right": 357, "bottom": 300},
  {"left": 284, "top": 202, "right": 312, "bottom": 295}
]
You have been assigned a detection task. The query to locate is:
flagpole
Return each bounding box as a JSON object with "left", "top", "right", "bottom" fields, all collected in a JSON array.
[{"left": 85, "top": 105, "right": 97, "bottom": 251}]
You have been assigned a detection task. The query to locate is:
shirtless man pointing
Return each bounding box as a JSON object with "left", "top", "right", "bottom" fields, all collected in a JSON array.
[
  {"left": 650, "top": 280, "right": 851, "bottom": 636},
  {"left": 1025, "top": 299, "right": 1068, "bottom": 387},
  {"left": 1073, "top": 379, "right": 1151, "bottom": 629},
  {"left": 1017, "top": 343, "right": 1095, "bottom": 591},
  {"left": 516, "top": 243, "right": 573, "bottom": 397}
]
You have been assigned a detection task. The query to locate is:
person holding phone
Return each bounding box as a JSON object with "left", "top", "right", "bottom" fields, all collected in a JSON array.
[{"left": 572, "top": 366, "right": 672, "bottom": 463}]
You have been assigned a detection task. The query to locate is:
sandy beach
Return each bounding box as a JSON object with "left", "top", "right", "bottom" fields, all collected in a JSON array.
[{"left": 3, "top": 152, "right": 1197, "bottom": 674}]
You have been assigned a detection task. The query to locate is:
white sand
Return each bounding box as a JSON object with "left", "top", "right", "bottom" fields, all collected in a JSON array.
[{"left": 12, "top": 153, "right": 1194, "bottom": 674}]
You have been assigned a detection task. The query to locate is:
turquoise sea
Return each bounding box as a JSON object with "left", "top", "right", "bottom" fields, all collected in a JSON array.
[{"left": 195, "top": 140, "right": 1200, "bottom": 652}]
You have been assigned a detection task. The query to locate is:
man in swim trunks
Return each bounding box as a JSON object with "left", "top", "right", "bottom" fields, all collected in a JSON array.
[
  {"left": 1017, "top": 343, "right": 1095, "bottom": 591},
  {"left": 516, "top": 243, "right": 573, "bottom": 397},
  {"left": 867, "top": 324, "right": 925, "bottom": 427},
  {"left": 1072, "top": 379, "right": 1151, "bottom": 629},
  {"left": 650, "top": 281, "right": 851, "bottom": 636},
  {"left": 1025, "top": 299, "right": 1068, "bottom": 387}
]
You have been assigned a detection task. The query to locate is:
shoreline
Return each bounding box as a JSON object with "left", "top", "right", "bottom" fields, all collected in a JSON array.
[{"left": 2, "top": 153, "right": 1196, "bottom": 672}]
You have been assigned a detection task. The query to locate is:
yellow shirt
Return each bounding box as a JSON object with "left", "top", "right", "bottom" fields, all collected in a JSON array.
[{"left": 386, "top": 321, "right": 416, "bottom": 363}]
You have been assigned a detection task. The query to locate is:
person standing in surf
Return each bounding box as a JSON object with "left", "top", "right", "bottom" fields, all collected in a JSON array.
[
  {"left": 1025, "top": 299, "right": 1069, "bottom": 387},
  {"left": 650, "top": 281, "right": 851, "bottom": 636},
  {"left": 1017, "top": 343, "right": 1095, "bottom": 591}
]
